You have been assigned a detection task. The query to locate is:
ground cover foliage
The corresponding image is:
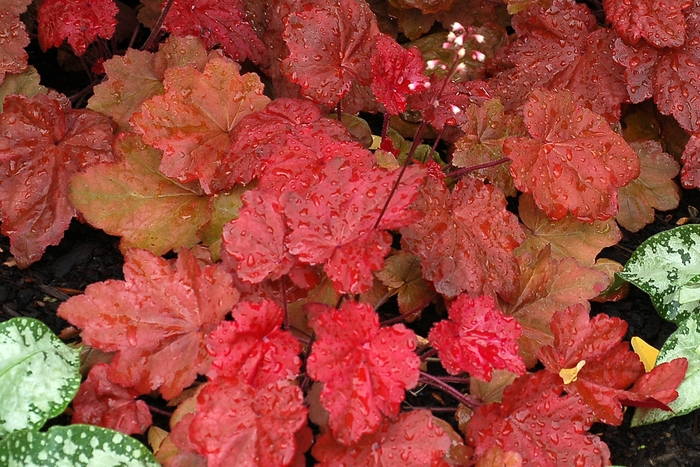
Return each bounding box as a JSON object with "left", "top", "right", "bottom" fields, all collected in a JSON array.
[{"left": 2, "top": 0, "right": 700, "bottom": 465}]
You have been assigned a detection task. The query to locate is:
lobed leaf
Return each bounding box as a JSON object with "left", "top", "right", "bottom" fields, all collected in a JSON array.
[
  {"left": 0, "top": 91, "right": 115, "bottom": 267},
  {"left": 0, "top": 0, "right": 32, "bottom": 85},
  {"left": 306, "top": 301, "right": 420, "bottom": 444},
  {"left": 69, "top": 133, "right": 211, "bottom": 256},
  {"left": 57, "top": 248, "right": 239, "bottom": 400},
  {"left": 37, "top": 0, "right": 119, "bottom": 56},
  {"left": 603, "top": 0, "right": 689, "bottom": 48}
]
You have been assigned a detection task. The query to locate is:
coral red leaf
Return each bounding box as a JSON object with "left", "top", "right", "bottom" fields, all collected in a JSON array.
[
  {"left": 130, "top": 55, "right": 269, "bottom": 193},
  {"left": 622, "top": 357, "right": 688, "bottom": 408},
  {"left": 603, "top": 0, "right": 690, "bottom": 48},
  {"left": 57, "top": 248, "right": 239, "bottom": 400},
  {"left": 504, "top": 88, "right": 640, "bottom": 222},
  {"left": 429, "top": 294, "right": 526, "bottom": 381},
  {"left": 467, "top": 371, "right": 611, "bottom": 466},
  {"left": 0, "top": 92, "right": 114, "bottom": 267},
  {"left": 370, "top": 33, "right": 428, "bottom": 115},
  {"left": 401, "top": 176, "right": 524, "bottom": 301},
  {"left": 681, "top": 134, "right": 700, "bottom": 189},
  {"left": 71, "top": 364, "right": 152, "bottom": 436},
  {"left": 37, "top": 0, "right": 118, "bottom": 56},
  {"left": 206, "top": 300, "right": 302, "bottom": 387},
  {"left": 0, "top": 0, "right": 32, "bottom": 84},
  {"left": 162, "top": 0, "right": 269, "bottom": 66},
  {"left": 284, "top": 159, "right": 425, "bottom": 294},
  {"left": 189, "top": 379, "right": 307, "bottom": 467},
  {"left": 281, "top": 0, "right": 379, "bottom": 106},
  {"left": 306, "top": 301, "right": 420, "bottom": 444},
  {"left": 612, "top": 39, "right": 660, "bottom": 104},
  {"left": 221, "top": 189, "right": 295, "bottom": 284},
  {"left": 213, "top": 98, "right": 359, "bottom": 188},
  {"left": 313, "top": 410, "right": 461, "bottom": 466}
]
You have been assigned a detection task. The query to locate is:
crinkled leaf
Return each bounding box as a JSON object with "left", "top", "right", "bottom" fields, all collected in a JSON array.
[
  {"left": 37, "top": 0, "right": 119, "bottom": 56},
  {"left": 370, "top": 33, "right": 428, "bottom": 115},
  {"left": 0, "top": 92, "right": 114, "bottom": 267},
  {"left": 285, "top": 159, "right": 425, "bottom": 294},
  {"left": 313, "top": 410, "right": 462, "bottom": 466},
  {"left": 502, "top": 245, "right": 609, "bottom": 367},
  {"left": 467, "top": 371, "right": 611, "bottom": 466},
  {"left": 401, "top": 175, "right": 524, "bottom": 301},
  {"left": 189, "top": 379, "right": 307, "bottom": 467},
  {"left": 206, "top": 300, "right": 301, "bottom": 387},
  {"left": 516, "top": 194, "right": 622, "bottom": 266},
  {"left": 306, "top": 301, "right": 420, "bottom": 444},
  {"left": 504, "top": 88, "right": 639, "bottom": 222},
  {"left": 375, "top": 250, "right": 435, "bottom": 321},
  {"left": 0, "top": 0, "right": 32, "bottom": 85},
  {"left": 197, "top": 183, "right": 248, "bottom": 252},
  {"left": 0, "top": 425, "right": 160, "bottom": 466},
  {"left": 623, "top": 358, "right": 688, "bottom": 409},
  {"left": 618, "top": 224, "right": 700, "bottom": 323},
  {"left": 429, "top": 294, "right": 525, "bottom": 381},
  {"left": 214, "top": 98, "right": 359, "bottom": 188},
  {"left": 491, "top": 0, "right": 627, "bottom": 121},
  {"left": 221, "top": 189, "right": 295, "bottom": 283},
  {"left": 57, "top": 248, "right": 239, "bottom": 400},
  {"left": 452, "top": 98, "right": 525, "bottom": 197},
  {"left": 281, "top": 0, "right": 379, "bottom": 106},
  {"left": 130, "top": 55, "right": 269, "bottom": 192},
  {"left": 69, "top": 133, "right": 211, "bottom": 256},
  {"left": 681, "top": 134, "right": 700, "bottom": 189},
  {"left": 0, "top": 318, "right": 80, "bottom": 437},
  {"left": 617, "top": 140, "right": 680, "bottom": 232},
  {"left": 71, "top": 363, "right": 152, "bottom": 436},
  {"left": 632, "top": 313, "right": 700, "bottom": 426},
  {"left": 603, "top": 0, "right": 690, "bottom": 48},
  {"left": 163, "top": 0, "right": 268, "bottom": 66},
  {"left": 612, "top": 39, "right": 659, "bottom": 104}
]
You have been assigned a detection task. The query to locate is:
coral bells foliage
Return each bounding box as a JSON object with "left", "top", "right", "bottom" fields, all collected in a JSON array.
[{"left": 4, "top": 0, "right": 698, "bottom": 464}]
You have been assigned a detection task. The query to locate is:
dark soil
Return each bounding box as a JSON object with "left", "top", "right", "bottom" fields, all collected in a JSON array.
[{"left": 3, "top": 199, "right": 700, "bottom": 465}]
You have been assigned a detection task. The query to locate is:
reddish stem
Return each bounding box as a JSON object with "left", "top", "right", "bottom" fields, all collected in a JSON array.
[
  {"left": 419, "top": 371, "right": 480, "bottom": 410},
  {"left": 446, "top": 157, "right": 511, "bottom": 181},
  {"left": 142, "top": 0, "right": 175, "bottom": 51}
]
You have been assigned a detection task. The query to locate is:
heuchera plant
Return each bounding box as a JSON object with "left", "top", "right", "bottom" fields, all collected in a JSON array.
[{"left": 0, "top": 0, "right": 697, "bottom": 465}]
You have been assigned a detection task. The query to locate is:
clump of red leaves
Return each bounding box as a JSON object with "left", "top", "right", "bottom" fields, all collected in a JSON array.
[{"left": 0, "top": 0, "right": 694, "bottom": 465}]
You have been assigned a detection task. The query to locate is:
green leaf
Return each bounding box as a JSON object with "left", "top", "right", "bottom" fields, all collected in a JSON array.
[
  {"left": 0, "top": 425, "right": 159, "bottom": 466},
  {"left": 0, "top": 318, "right": 80, "bottom": 438},
  {"left": 618, "top": 224, "right": 700, "bottom": 323},
  {"left": 631, "top": 313, "right": 700, "bottom": 426}
]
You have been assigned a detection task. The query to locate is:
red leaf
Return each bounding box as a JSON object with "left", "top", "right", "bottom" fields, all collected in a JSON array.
[
  {"left": 130, "top": 55, "right": 270, "bottom": 193},
  {"left": 401, "top": 175, "right": 524, "bottom": 301},
  {"left": 313, "top": 410, "right": 463, "bottom": 466},
  {"left": 37, "top": 0, "right": 118, "bottom": 56},
  {"left": 221, "top": 189, "right": 295, "bottom": 284},
  {"left": 306, "top": 301, "right": 420, "bottom": 444},
  {"left": 206, "top": 300, "right": 302, "bottom": 387},
  {"left": 71, "top": 364, "right": 152, "bottom": 436},
  {"left": 370, "top": 33, "right": 428, "bottom": 115},
  {"left": 612, "top": 39, "right": 659, "bottom": 104},
  {"left": 681, "top": 134, "right": 700, "bottom": 188},
  {"left": 189, "top": 379, "right": 308, "bottom": 467},
  {"left": 537, "top": 304, "right": 648, "bottom": 425},
  {"left": 281, "top": 0, "right": 379, "bottom": 106},
  {"left": 163, "top": 0, "right": 269, "bottom": 66},
  {"left": 490, "top": 0, "right": 627, "bottom": 121},
  {"left": 284, "top": 158, "right": 425, "bottom": 294},
  {"left": 621, "top": 358, "right": 688, "bottom": 409},
  {"left": 467, "top": 371, "right": 611, "bottom": 466},
  {"left": 213, "top": 98, "right": 359, "bottom": 188},
  {"left": 504, "top": 88, "right": 640, "bottom": 222},
  {"left": 429, "top": 295, "right": 526, "bottom": 381},
  {"left": 0, "top": 92, "right": 114, "bottom": 267},
  {"left": 0, "top": 0, "right": 32, "bottom": 84},
  {"left": 603, "top": 0, "right": 690, "bottom": 48},
  {"left": 57, "top": 248, "right": 239, "bottom": 400}
]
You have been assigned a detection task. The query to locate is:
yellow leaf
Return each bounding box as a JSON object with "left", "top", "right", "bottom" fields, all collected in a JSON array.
[{"left": 631, "top": 336, "right": 659, "bottom": 372}]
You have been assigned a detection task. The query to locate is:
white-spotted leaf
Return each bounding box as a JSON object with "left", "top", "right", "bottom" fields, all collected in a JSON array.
[
  {"left": 0, "top": 424, "right": 159, "bottom": 466},
  {"left": 631, "top": 313, "right": 700, "bottom": 426},
  {"left": 618, "top": 225, "right": 700, "bottom": 323},
  {"left": 0, "top": 318, "right": 80, "bottom": 437}
]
